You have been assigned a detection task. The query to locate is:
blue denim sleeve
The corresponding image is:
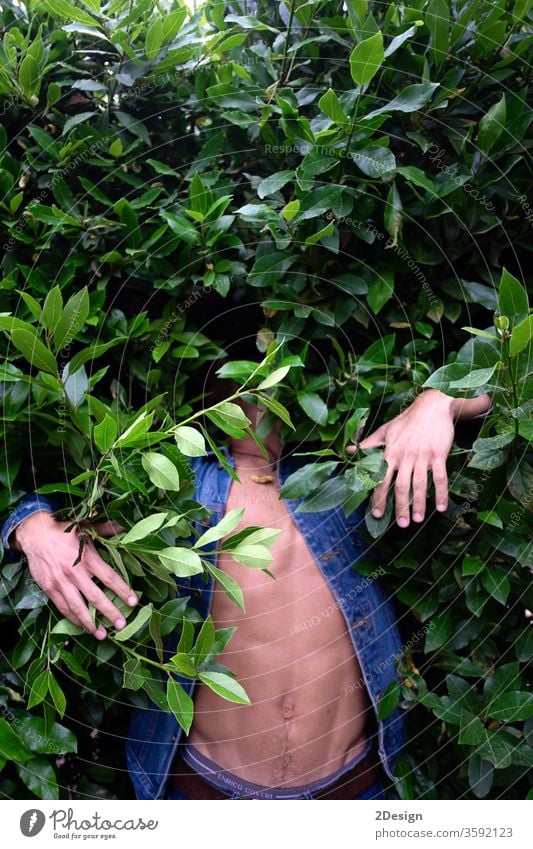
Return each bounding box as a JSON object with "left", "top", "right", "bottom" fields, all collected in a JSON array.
[{"left": 1, "top": 493, "right": 64, "bottom": 551}]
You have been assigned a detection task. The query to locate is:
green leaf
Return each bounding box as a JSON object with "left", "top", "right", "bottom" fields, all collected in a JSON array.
[
  {"left": 68, "top": 337, "right": 127, "bottom": 374},
  {"left": 257, "top": 171, "right": 293, "bottom": 199},
  {"left": 51, "top": 618, "right": 84, "bottom": 636},
  {"left": 352, "top": 146, "right": 396, "bottom": 179},
  {"left": 16, "top": 757, "right": 59, "bottom": 800},
  {"left": 225, "top": 527, "right": 281, "bottom": 549},
  {"left": 449, "top": 364, "right": 499, "bottom": 390},
  {"left": 476, "top": 730, "right": 514, "bottom": 769},
  {"left": 254, "top": 392, "right": 294, "bottom": 428},
  {"left": 384, "top": 182, "right": 402, "bottom": 246},
  {"left": 16, "top": 289, "right": 42, "bottom": 320},
  {"left": 461, "top": 327, "right": 498, "bottom": 340},
  {"left": 488, "top": 692, "right": 533, "bottom": 722},
  {"left": 367, "top": 271, "right": 394, "bottom": 314},
  {"left": 19, "top": 54, "right": 41, "bottom": 100},
  {"left": 498, "top": 268, "right": 529, "bottom": 326},
  {"left": 123, "top": 657, "right": 149, "bottom": 691},
  {"left": 145, "top": 18, "right": 164, "bottom": 61},
  {"left": 40, "top": 286, "right": 63, "bottom": 333},
  {"left": 282, "top": 199, "right": 300, "bottom": 220},
  {"left": 515, "top": 625, "right": 533, "bottom": 662},
  {"left": 507, "top": 459, "right": 533, "bottom": 512},
  {"left": 423, "top": 362, "right": 495, "bottom": 393},
  {"left": 230, "top": 543, "right": 273, "bottom": 569},
  {"left": 480, "top": 568, "right": 510, "bottom": 605},
  {"left": 206, "top": 402, "right": 251, "bottom": 434},
  {"left": 114, "top": 410, "right": 153, "bottom": 448},
  {"left": 425, "top": 610, "right": 454, "bottom": 651},
  {"left": 0, "top": 718, "right": 33, "bottom": 762},
  {"left": 318, "top": 88, "right": 348, "bottom": 124},
  {"left": 462, "top": 555, "right": 486, "bottom": 576},
  {"left": 256, "top": 366, "right": 291, "bottom": 390},
  {"left": 193, "top": 616, "right": 215, "bottom": 664},
  {"left": 11, "top": 328, "right": 58, "bottom": 374},
  {"left": 349, "top": 31, "right": 384, "bottom": 86},
  {"left": 141, "top": 452, "right": 181, "bottom": 491},
  {"left": 48, "top": 673, "right": 67, "bottom": 718},
  {"left": 396, "top": 165, "right": 437, "bottom": 195},
  {"left": 304, "top": 220, "right": 334, "bottom": 247},
  {"left": 174, "top": 426, "right": 207, "bottom": 457},
  {"left": 377, "top": 680, "right": 401, "bottom": 720},
  {"left": 157, "top": 547, "right": 204, "bottom": 577},
  {"left": 189, "top": 173, "right": 210, "bottom": 215},
  {"left": 114, "top": 604, "right": 153, "bottom": 641},
  {"left": 384, "top": 23, "right": 421, "bottom": 58},
  {"left": 61, "top": 111, "right": 96, "bottom": 136},
  {"left": 166, "top": 678, "right": 194, "bottom": 734},
  {"left": 468, "top": 754, "right": 494, "bottom": 798},
  {"left": 42, "top": 0, "right": 99, "bottom": 26},
  {"left": 17, "top": 717, "right": 77, "bottom": 754},
  {"left": 484, "top": 662, "right": 522, "bottom": 703},
  {"left": 510, "top": 314, "right": 533, "bottom": 357},
  {"left": 297, "top": 391, "right": 328, "bottom": 425},
  {"left": 198, "top": 671, "right": 250, "bottom": 704},
  {"left": 93, "top": 414, "right": 118, "bottom": 453},
  {"left": 195, "top": 508, "right": 244, "bottom": 548},
  {"left": 170, "top": 653, "right": 197, "bottom": 677},
  {"left": 27, "top": 669, "right": 50, "bottom": 709},
  {"left": 121, "top": 513, "right": 168, "bottom": 544},
  {"left": 53, "top": 287, "right": 90, "bottom": 351},
  {"left": 114, "top": 198, "right": 141, "bottom": 248},
  {"left": 205, "top": 563, "right": 245, "bottom": 610},
  {"left": 478, "top": 95, "right": 506, "bottom": 153},
  {"left": 459, "top": 709, "right": 484, "bottom": 745},
  {"left": 427, "top": 0, "right": 449, "bottom": 67},
  {"left": 364, "top": 83, "right": 439, "bottom": 119},
  {"left": 280, "top": 462, "right": 338, "bottom": 500}
]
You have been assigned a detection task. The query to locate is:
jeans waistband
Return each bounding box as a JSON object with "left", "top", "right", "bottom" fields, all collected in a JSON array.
[{"left": 179, "top": 738, "right": 374, "bottom": 800}]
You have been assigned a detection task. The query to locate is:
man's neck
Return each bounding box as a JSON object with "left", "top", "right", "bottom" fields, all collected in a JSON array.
[{"left": 228, "top": 402, "right": 282, "bottom": 469}]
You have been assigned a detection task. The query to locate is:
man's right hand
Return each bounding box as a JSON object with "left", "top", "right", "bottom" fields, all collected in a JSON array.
[{"left": 12, "top": 511, "right": 138, "bottom": 640}]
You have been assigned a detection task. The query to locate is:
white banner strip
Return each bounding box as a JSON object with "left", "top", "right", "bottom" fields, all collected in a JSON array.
[{"left": 3, "top": 799, "right": 530, "bottom": 848}]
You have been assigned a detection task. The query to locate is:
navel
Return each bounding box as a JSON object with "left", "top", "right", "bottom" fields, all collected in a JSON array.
[{"left": 282, "top": 698, "right": 295, "bottom": 719}]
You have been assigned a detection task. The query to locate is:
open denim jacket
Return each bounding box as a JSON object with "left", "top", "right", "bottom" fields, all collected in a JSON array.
[
  {"left": 125, "top": 450, "right": 406, "bottom": 799},
  {"left": 1, "top": 450, "right": 407, "bottom": 800}
]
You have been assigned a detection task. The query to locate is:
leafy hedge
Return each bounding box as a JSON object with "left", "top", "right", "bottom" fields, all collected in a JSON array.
[{"left": 0, "top": 0, "right": 532, "bottom": 800}]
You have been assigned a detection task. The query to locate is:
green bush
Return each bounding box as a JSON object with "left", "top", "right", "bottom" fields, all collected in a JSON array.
[{"left": 0, "top": 0, "right": 531, "bottom": 800}]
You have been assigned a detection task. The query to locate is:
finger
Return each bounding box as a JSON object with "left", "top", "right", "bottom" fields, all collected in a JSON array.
[
  {"left": 358, "top": 423, "right": 388, "bottom": 450},
  {"left": 412, "top": 461, "right": 429, "bottom": 522},
  {"left": 73, "top": 571, "right": 128, "bottom": 631},
  {"left": 60, "top": 583, "right": 108, "bottom": 638},
  {"left": 394, "top": 461, "right": 414, "bottom": 528},
  {"left": 85, "top": 546, "right": 138, "bottom": 608},
  {"left": 370, "top": 456, "right": 396, "bottom": 518},
  {"left": 49, "top": 588, "right": 86, "bottom": 631},
  {"left": 89, "top": 520, "right": 126, "bottom": 536},
  {"left": 431, "top": 457, "right": 449, "bottom": 513}
]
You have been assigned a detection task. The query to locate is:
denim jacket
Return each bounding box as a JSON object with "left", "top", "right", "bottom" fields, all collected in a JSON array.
[
  {"left": 1, "top": 451, "right": 407, "bottom": 799},
  {"left": 125, "top": 450, "right": 406, "bottom": 799}
]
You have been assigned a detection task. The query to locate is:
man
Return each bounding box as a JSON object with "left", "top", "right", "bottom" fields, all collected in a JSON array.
[{"left": 2, "top": 380, "right": 491, "bottom": 799}]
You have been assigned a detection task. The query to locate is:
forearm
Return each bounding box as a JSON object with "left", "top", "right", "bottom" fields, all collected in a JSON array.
[
  {"left": 416, "top": 389, "right": 492, "bottom": 422},
  {"left": 450, "top": 393, "right": 492, "bottom": 422}
]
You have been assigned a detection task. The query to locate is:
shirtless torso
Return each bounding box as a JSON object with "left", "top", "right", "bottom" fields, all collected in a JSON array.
[{"left": 183, "top": 431, "right": 370, "bottom": 789}]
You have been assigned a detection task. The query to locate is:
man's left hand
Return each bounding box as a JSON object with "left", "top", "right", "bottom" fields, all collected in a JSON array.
[{"left": 346, "top": 389, "right": 491, "bottom": 528}]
